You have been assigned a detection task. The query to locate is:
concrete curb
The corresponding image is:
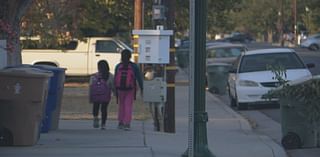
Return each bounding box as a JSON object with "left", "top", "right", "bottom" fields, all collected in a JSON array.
[
  {"left": 257, "top": 135, "right": 288, "bottom": 157},
  {"left": 206, "top": 92, "right": 252, "bottom": 131}
]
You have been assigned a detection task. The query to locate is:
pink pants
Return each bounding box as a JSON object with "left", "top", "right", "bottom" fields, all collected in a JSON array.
[{"left": 117, "top": 89, "right": 135, "bottom": 124}]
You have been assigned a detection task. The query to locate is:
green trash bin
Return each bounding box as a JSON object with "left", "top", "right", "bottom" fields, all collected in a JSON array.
[
  {"left": 0, "top": 67, "right": 52, "bottom": 146},
  {"left": 206, "top": 63, "right": 231, "bottom": 94},
  {"left": 277, "top": 76, "right": 320, "bottom": 149}
]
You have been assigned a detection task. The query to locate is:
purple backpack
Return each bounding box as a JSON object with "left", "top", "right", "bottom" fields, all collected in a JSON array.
[{"left": 90, "top": 73, "right": 111, "bottom": 103}]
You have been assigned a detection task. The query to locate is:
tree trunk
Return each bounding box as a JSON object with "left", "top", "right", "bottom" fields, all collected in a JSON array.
[
  {"left": 268, "top": 29, "right": 273, "bottom": 43},
  {"left": 0, "top": 0, "right": 33, "bottom": 66}
]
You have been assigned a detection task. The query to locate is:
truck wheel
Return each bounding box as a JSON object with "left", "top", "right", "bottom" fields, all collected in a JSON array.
[
  {"left": 281, "top": 132, "right": 302, "bottom": 149},
  {"left": 35, "top": 62, "right": 57, "bottom": 67}
]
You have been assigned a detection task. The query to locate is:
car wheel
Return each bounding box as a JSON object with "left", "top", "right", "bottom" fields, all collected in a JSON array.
[
  {"left": 209, "top": 87, "right": 219, "bottom": 94},
  {"left": 230, "top": 96, "right": 236, "bottom": 107},
  {"left": 227, "top": 85, "right": 235, "bottom": 107},
  {"left": 235, "top": 97, "right": 248, "bottom": 110},
  {"left": 236, "top": 103, "right": 248, "bottom": 110},
  {"left": 281, "top": 132, "right": 302, "bottom": 149},
  {"left": 309, "top": 44, "right": 319, "bottom": 51}
]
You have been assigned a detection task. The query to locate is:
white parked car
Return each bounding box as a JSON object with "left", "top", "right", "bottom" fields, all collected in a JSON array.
[
  {"left": 300, "top": 33, "right": 320, "bottom": 51},
  {"left": 228, "top": 48, "right": 314, "bottom": 110}
]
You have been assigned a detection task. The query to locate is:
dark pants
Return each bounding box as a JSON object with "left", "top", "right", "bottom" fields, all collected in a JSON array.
[{"left": 93, "top": 102, "right": 109, "bottom": 125}]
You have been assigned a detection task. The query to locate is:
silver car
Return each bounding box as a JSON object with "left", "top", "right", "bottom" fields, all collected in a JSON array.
[
  {"left": 300, "top": 33, "right": 320, "bottom": 51},
  {"left": 206, "top": 43, "right": 247, "bottom": 94}
]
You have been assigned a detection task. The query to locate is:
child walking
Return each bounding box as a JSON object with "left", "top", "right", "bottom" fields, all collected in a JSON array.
[
  {"left": 114, "top": 49, "right": 143, "bottom": 131},
  {"left": 89, "top": 60, "right": 114, "bottom": 130}
]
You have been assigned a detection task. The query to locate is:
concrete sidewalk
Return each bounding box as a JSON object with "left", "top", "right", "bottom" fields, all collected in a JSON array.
[{"left": 0, "top": 70, "right": 288, "bottom": 157}]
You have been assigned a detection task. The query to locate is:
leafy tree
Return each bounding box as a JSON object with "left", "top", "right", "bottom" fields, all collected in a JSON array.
[
  {"left": 0, "top": 0, "right": 33, "bottom": 65},
  {"left": 229, "top": 0, "right": 280, "bottom": 42},
  {"left": 174, "top": 0, "right": 189, "bottom": 39},
  {"left": 174, "top": 0, "right": 240, "bottom": 39},
  {"left": 21, "top": 0, "right": 85, "bottom": 47},
  {"left": 304, "top": 0, "right": 320, "bottom": 33},
  {"left": 207, "top": 0, "right": 241, "bottom": 38},
  {"left": 21, "top": 0, "right": 135, "bottom": 47},
  {"left": 79, "top": 0, "right": 134, "bottom": 39}
]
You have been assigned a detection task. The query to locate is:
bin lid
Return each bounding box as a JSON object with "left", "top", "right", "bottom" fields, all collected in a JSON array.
[
  {"left": 29, "top": 64, "right": 66, "bottom": 72},
  {"left": 207, "top": 63, "right": 231, "bottom": 66},
  {"left": 0, "top": 67, "right": 53, "bottom": 78}
]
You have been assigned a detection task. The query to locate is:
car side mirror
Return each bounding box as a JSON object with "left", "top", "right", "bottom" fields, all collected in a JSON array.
[{"left": 306, "top": 63, "right": 315, "bottom": 69}]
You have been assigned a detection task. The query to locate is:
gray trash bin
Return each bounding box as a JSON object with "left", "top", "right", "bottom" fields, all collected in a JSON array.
[
  {"left": 0, "top": 67, "right": 52, "bottom": 146},
  {"left": 176, "top": 47, "right": 189, "bottom": 68},
  {"left": 206, "top": 63, "right": 231, "bottom": 94}
]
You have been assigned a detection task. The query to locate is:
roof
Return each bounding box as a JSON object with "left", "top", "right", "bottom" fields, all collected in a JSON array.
[
  {"left": 244, "top": 48, "right": 295, "bottom": 55},
  {"left": 206, "top": 43, "right": 245, "bottom": 49}
]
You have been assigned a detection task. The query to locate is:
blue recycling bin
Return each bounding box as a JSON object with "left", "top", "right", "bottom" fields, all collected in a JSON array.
[{"left": 31, "top": 65, "right": 66, "bottom": 133}]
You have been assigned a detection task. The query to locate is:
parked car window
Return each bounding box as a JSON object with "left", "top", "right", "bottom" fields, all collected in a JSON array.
[
  {"left": 239, "top": 53, "right": 305, "bottom": 73},
  {"left": 207, "top": 47, "right": 243, "bottom": 58},
  {"left": 96, "top": 40, "right": 118, "bottom": 53},
  {"left": 62, "top": 41, "right": 78, "bottom": 50}
]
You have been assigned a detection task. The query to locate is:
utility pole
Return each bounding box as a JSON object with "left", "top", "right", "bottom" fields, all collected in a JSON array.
[
  {"left": 134, "top": 0, "right": 143, "bottom": 63},
  {"left": 279, "top": 0, "right": 284, "bottom": 46},
  {"left": 292, "top": 0, "right": 297, "bottom": 45},
  {"left": 150, "top": 0, "right": 175, "bottom": 133},
  {"left": 182, "top": 0, "right": 215, "bottom": 156},
  {"left": 163, "top": 0, "right": 176, "bottom": 133}
]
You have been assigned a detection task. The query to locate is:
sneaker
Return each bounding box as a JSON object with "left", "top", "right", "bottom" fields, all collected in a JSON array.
[
  {"left": 101, "top": 124, "right": 106, "bottom": 130},
  {"left": 117, "top": 122, "right": 124, "bottom": 129},
  {"left": 123, "top": 124, "right": 130, "bottom": 131},
  {"left": 93, "top": 117, "right": 99, "bottom": 128}
]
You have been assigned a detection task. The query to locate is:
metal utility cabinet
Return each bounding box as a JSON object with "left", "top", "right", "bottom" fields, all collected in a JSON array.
[
  {"left": 132, "top": 29, "right": 173, "bottom": 64},
  {"left": 143, "top": 77, "right": 167, "bottom": 103}
]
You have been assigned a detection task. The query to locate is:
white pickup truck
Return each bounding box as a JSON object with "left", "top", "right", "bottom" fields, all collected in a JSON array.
[{"left": 21, "top": 37, "right": 132, "bottom": 76}]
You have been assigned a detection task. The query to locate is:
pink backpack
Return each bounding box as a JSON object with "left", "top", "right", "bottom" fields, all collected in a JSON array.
[
  {"left": 115, "top": 63, "right": 136, "bottom": 90},
  {"left": 90, "top": 73, "right": 111, "bottom": 103}
]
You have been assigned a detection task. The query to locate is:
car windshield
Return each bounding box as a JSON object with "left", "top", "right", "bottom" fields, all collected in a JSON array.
[
  {"left": 207, "top": 47, "right": 244, "bottom": 58},
  {"left": 239, "top": 52, "right": 305, "bottom": 73},
  {"left": 309, "top": 34, "right": 320, "bottom": 39}
]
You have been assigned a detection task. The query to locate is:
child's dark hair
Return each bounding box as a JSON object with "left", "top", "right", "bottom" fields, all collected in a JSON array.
[
  {"left": 98, "top": 60, "right": 109, "bottom": 80},
  {"left": 121, "top": 49, "right": 132, "bottom": 67}
]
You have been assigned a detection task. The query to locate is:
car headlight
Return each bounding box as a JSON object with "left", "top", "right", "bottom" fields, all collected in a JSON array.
[{"left": 239, "top": 80, "right": 259, "bottom": 87}]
